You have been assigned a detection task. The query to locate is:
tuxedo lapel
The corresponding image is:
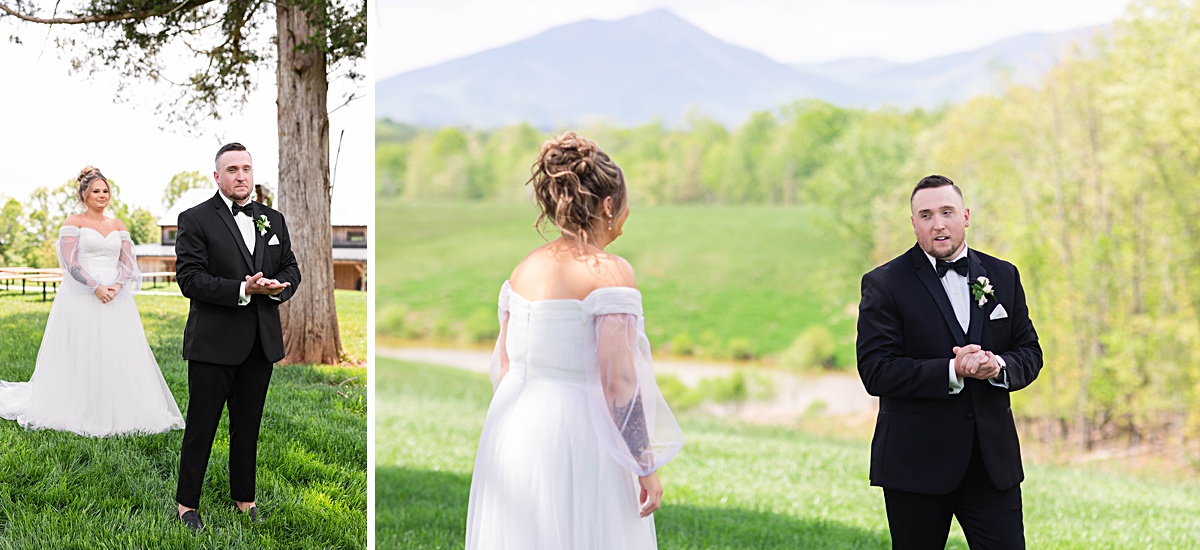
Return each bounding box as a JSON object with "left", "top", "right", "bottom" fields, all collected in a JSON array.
[
  {"left": 967, "top": 250, "right": 988, "bottom": 345},
  {"left": 910, "top": 246, "right": 967, "bottom": 347},
  {"left": 212, "top": 194, "right": 254, "bottom": 271},
  {"left": 251, "top": 202, "right": 265, "bottom": 272}
]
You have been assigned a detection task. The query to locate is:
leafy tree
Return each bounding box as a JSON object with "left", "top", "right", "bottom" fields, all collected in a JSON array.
[
  {"left": 24, "top": 180, "right": 78, "bottom": 267},
  {"left": 0, "top": 198, "right": 26, "bottom": 266},
  {"left": 778, "top": 100, "right": 851, "bottom": 204},
  {"left": 3, "top": 0, "right": 367, "bottom": 364},
  {"left": 810, "top": 107, "right": 932, "bottom": 270},
  {"left": 108, "top": 201, "right": 160, "bottom": 244},
  {"left": 731, "top": 110, "right": 778, "bottom": 203},
  {"left": 475, "top": 123, "right": 541, "bottom": 202},
  {"left": 161, "top": 171, "right": 213, "bottom": 210},
  {"left": 375, "top": 142, "right": 408, "bottom": 197}
]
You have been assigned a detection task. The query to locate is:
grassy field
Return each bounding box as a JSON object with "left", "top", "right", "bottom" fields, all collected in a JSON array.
[
  {"left": 335, "top": 290, "right": 368, "bottom": 364},
  {"left": 376, "top": 359, "right": 1200, "bottom": 549},
  {"left": 375, "top": 199, "right": 865, "bottom": 364},
  {"left": 0, "top": 290, "right": 366, "bottom": 549}
]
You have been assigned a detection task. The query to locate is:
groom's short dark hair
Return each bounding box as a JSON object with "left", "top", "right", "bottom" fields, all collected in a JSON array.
[
  {"left": 911, "top": 174, "right": 963, "bottom": 203},
  {"left": 215, "top": 142, "right": 250, "bottom": 167}
]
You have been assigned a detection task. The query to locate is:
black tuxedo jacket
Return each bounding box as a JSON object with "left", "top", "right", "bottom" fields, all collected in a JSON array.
[
  {"left": 176, "top": 192, "right": 301, "bottom": 365},
  {"left": 856, "top": 245, "right": 1041, "bottom": 494}
]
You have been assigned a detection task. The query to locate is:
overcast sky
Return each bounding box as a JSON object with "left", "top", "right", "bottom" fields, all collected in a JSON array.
[
  {"left": 375, "top": 0, "right": 1131, "bottom": 79},
  {"left": 0, "top": 21, "right": 371, "bottom": 215}
]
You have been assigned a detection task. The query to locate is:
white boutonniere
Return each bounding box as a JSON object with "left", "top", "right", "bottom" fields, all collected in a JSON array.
[
  {"left": 970, "top": 276, "right": 996, "bottom": 308},
  {"left": 255, "top": 215, "right": 271, "bottom": 236}
]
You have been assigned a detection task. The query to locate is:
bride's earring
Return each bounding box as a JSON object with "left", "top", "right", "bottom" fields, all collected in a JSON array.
[{"left": 607, "top": 214, "right": 613, "bottom": 231}]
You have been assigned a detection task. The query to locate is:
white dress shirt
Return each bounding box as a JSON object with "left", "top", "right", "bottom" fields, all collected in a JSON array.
[
  {"left": 218, "top": 192, "right": 257, "bottom": 253},
  {"left": 923, "top": 245, "right": 1008, "bottom": 394}
]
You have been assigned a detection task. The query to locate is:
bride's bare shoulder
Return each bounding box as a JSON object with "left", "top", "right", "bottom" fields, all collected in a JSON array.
[
  {"left": 590, "top": 252, "right": 636, "bottom": 289},
  {"left": 61, "top": 214, "right": 83, "bottom": 229},
  {"left": 509, "top": 241, "right": 557, "bottom": 281}
]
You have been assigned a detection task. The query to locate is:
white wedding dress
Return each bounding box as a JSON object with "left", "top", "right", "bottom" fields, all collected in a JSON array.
[
  {"left": 0, "top": 226, "right": 185, "bottom": 437},
  {"left": 465, "top": 281, "right": 684, "bottom": 550}
]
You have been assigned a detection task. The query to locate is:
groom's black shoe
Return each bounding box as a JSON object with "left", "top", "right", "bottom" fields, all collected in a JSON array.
[
  {"left": 178, "top": 510, "right": 204, "bottom": 533},
  {"left": 237, "top": 505, "right": 264, "bottom": 523}
]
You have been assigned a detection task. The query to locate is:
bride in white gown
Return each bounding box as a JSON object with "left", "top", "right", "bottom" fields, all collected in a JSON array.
[
  {"left": 0, "top": 166, "right": 185, "bottom": 437},
  {"left": 466, "top": 133, "right": 683, "bottom": 549}
]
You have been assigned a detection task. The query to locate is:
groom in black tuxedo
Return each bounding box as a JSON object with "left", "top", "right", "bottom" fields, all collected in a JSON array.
[
  {"left": 856, "top": 175, "right": 1042, "bottom": 549},
  {"left": 173, "top": 142, "right": 301, "bottom": 532}
]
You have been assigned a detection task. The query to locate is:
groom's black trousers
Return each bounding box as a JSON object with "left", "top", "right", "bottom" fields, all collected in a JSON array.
[
  {"left": 883, "top": 435, "right": 1024, "bottom": 549},
  {"left": 176, "top": 334, "right": 274, "bottom": 509}
]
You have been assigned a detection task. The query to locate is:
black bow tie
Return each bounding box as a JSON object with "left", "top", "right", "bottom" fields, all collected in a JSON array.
[
  {"left": 231, "top": 202, "right": 253, "bottom": 217},
  {"left": 936, "top": 257, "right": 969, "bottom": 278}
]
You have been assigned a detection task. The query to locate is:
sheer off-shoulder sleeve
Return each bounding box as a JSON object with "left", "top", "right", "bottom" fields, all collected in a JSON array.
[
  {"left": 487, "top": 281, "right": 512, "bottom": 390},
  {"left": 57, "top": 226, "right": 99, "bottom": 292},
  {"left": 115, "top": 231, "right": 142, "bottom": 295},
  {"left": 585, "top": 288, "right": 683, "bottom": 476}
]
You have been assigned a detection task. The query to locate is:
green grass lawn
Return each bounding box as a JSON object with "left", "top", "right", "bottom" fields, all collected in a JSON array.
[
  {"left": 376, "top": 359, "right": 1200, "bottom": 549},
  {"left": 375, "top": 200, "right": 866, "bottom": 365},
  {"left": 335, "top": 289, "right": 368, "bottom": 364},
  {"left": 0, "top": 291, "right": 366, "bottom": 549}
]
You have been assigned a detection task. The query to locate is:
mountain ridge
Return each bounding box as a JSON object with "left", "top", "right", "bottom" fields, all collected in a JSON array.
[{"left": 377, "top": 10, "right": 1105, "bottom": 128}]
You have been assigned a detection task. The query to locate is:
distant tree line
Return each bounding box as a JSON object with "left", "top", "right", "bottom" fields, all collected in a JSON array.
[{"left": 377, "top": 102, "right": 938, "bottom": 207}]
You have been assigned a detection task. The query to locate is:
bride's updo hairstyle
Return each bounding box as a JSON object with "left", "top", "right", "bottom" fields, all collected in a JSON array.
[
  {"left": 527, "top": 132, "right": 626, "bottom": 251},
  {"left": 76, "top": 166, "right": 109, "bottom": 204}
]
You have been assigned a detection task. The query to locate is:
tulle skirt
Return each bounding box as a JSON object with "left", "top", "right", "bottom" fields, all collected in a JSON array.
[
  {"left": 0, "top": 287, "right": 185, "bottom": 437},
  {"left": 466, "top": 372, "right": 657, "bottom": 550}
]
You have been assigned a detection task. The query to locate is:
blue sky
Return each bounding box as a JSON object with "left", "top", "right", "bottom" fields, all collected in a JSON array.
[{"left": 374, "top": 0, "right": 1130, "bottom": 78}]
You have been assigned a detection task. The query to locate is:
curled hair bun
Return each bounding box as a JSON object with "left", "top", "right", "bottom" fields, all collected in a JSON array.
[
  {"left": 541, "top": 133, "right": 599, "bottom": 180},
  {"left": 78, "top": 165, "right": 102, "bottom": 182},
  {"left": 527, "top": 132, "right": 626, "bottom": 250}
]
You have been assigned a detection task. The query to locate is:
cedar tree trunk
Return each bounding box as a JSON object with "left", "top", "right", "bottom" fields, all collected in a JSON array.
[{"left": 276, "top": 0, "right": 342, "bottom": 365}]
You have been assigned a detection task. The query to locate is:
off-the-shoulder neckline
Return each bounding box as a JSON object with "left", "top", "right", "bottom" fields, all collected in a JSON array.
[
  {"left": 503, "top": 280, "right": 639, "bottom": 304},
  {"left": 64, "top": 226, "right": 127, "bottom": 239}
]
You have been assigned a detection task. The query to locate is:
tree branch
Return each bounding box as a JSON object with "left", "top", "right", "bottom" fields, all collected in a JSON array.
[{"left": 0, "top": 0, "right": 215, "bottom": 24}]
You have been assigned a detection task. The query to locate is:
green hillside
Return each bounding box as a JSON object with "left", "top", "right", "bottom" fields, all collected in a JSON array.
[{"left": 376, "top": 200, "right": 866, "bottom": 365}]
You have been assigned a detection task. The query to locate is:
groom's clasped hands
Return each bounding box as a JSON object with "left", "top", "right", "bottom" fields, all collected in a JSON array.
[
  {"left": 245, "top": 272, "right": 291, "bottom": 296},
  {"left": 953, "top": 344, "right": 1001, "bottom": 380}
]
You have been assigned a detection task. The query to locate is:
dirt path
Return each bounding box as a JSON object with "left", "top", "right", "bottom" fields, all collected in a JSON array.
[{"left": 378, "top": 347, "right": 878, "bottom": 426}]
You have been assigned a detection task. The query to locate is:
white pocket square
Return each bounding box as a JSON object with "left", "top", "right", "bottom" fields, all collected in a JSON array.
[
  {"left": 990, "top": 304, "right": 1009, "bottom": 320},
  {"left": 268, "top": 235, "right": 281, "bottom": 246}
]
